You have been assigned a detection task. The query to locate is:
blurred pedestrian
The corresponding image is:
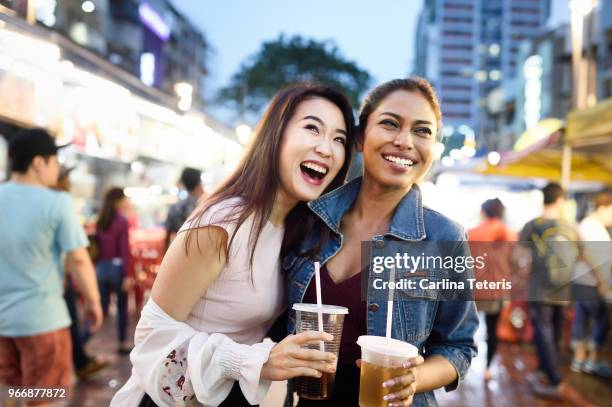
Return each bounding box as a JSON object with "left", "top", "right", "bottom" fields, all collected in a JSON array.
[
  {"left": 95, "top": 187, "right": 133, "bottom": 354},
  {"left": 55, "top": 167, "right": 109, "bottom": 380},
  {"left": 570, "top": 191, "right": 612, "bottom": 378},
  {"left": 163, "top": 167, "right": 205, "bottom": 252},
  {"left": 519, "top": 182, "right": 586, "bottom": 403},
  {"left": 0, "top": 129, "right": 103, "bottom": 402},
  {"left": 111, "top": 83, "right": 353, "bottom": 406},
  {"left": 468, "top": 198, "right": 517, "bottom": 381}
]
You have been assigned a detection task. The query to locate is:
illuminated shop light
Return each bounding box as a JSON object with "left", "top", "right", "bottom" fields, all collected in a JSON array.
[
  {"left": 489, "top": 70, "right": 501, "bottom": 81},
  {"left": 139, "top": 3, "right": 170, "bottom": 41},
  {"left": 569, "top": 0, "right": 594, "bottom": 16},
  {"left": 489, "top": 43, "right": 500, "bottom": 56},
  {"left": 174, "top": 82, "right": 193, "bottom": 112},
  {"left": 0, "top": 29, "right": 60, "bottom": 62},
  {"left": 35, "top": 0, "right": 57, "bottom": 26},
  {"left": 236, "top": 124, "right": 253, "bottom": 145},
  {"left": 81, "top": 1, "right": 95, "bottom": 13},
  {"left": 140, "top": 52, "right": 155, "bottom": 86},
  {"left": 487, "top": 151, "right": 501, "bottom": 166},
  {"left": 461, "top": 146, "right": 476, "bottom": 157},
  {"left": 475, "top": 70, "right": 487, "bottom": 82},
  {"left": 441, "top": 125, "right": 454, "bottom": 138},
  {"left": 523, "top": 55, "right": 543, "bottom": 130},
  {"left": 450, "top": 148, "right": 463, "bottom": 160}
]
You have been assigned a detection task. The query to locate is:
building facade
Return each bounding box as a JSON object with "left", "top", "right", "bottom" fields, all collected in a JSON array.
[
  {"left": 0, "top": 0, "right": 208, "bottom": 109},
  {"left": 597, "top": 0, "right": 612, "bottom": 99},
  {"left": 414, "top": 0, "right": 550, "bottom": 153},
  {"left": 485, "top": 0, "right": 612, "bottom": 152}
]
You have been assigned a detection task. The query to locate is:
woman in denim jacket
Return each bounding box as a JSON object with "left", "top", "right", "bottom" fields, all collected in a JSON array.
[{"left": 284, "top": 78, "right": 479, "bottom": 407}]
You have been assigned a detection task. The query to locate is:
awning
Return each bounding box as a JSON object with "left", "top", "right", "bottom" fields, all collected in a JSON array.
[
  {"left": 480, "top": 130, "right": 612, "bottom": 185},
  {"left": 513, "top": 118, "right": 564, "bottom": 151},
  {"left": 566, "top": 97, "right": 612, "bottom": 148}
]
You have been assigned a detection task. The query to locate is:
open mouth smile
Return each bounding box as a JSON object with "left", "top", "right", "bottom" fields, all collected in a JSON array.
[{"left": 299, "top": 160, "right": 329, "bottom": 186}]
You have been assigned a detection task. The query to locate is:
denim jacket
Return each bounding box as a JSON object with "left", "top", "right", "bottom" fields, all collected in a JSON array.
[{"left": 283, "top": 177, "right": 478, "bottom": 407}]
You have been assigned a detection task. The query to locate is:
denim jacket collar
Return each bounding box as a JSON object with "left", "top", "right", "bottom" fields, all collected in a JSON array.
[{"left": 307, "top": 176, "right": 426, "bottom": 241}]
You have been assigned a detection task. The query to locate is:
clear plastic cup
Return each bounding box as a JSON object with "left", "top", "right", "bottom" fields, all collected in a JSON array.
[
  {"left": 357, "top": 335, "right": 419, "bottom": 407},
  {"left": 292, "top": 303, "right": 348, "bottom": 400}
]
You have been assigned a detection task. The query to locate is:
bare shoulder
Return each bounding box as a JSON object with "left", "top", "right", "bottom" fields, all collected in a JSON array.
[{"left": 151, "top": 226, "right": 229, "bottom": 321}]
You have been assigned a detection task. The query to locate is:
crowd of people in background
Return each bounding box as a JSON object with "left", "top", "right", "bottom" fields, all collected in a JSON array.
[
  {"left": 0, "top": 128, "right": 211, "bottom": 404},
  {"left": 469, "top": 183, "right": 611, "bottom": 405},
  {"left": 0, "top": 122, "right": 610, "bottom": 406}
]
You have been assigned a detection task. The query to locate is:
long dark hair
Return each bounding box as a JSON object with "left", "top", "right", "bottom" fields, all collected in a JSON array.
[
  {"left": 97, "top": 187, "right": 126, "bottom": 232},
  {"left": 186, "top": 82, "right": 355, "bottom": 265}
]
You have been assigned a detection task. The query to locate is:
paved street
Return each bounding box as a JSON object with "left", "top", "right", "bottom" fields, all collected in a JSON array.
[{"left": 65, "top": 311, "right": 611, "bottom": 406}]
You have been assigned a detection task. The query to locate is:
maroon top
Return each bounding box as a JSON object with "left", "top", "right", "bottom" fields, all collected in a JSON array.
[
  {"left": 96, "top": 214, "right": 131, "bottom": 276},
  {"left": 303, "top": 264, "right": 367, "bottom": 366}
]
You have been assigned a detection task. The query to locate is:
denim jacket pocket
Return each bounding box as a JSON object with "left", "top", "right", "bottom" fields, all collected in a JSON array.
[{"left": 395, "top": 269, "right": 445, "bottom": 341}]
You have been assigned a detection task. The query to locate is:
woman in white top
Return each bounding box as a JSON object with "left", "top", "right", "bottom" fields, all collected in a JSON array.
[{"left": 111, "top": 83, "right": 355, "bottom": 406}]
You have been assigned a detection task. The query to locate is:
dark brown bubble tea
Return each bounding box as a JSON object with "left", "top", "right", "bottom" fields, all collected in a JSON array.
[{"left": 295, "top": 372, "right": 336, "bottom": 400}]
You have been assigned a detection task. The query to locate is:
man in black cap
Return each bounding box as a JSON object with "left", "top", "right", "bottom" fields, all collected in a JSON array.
[{"left": 0, "top": 128, "right": 103, "bottom": 394}]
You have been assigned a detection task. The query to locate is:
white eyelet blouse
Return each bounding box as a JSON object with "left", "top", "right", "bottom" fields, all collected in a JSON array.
[{"left": 111, "top": 198, "right": 286, "bottom": 406}]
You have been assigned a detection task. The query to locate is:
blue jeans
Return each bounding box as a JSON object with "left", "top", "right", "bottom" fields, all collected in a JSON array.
[
  {"left": 530, "top": 303, "right": 563, "bottom": 386},
  {"left": 571, "top": 285, "right": 609, "bottom": 351},
  {"left": 96, "top": 260, "right": 128, "bottom": 343},
  {"left": 63, "top": 276, "right": 90, "bottom": 369}
]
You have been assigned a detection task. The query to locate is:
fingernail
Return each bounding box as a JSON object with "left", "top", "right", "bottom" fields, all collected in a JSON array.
[
  {"left": 383, "top": 394, "right": 395, "bottom": 401},
  {"left": 403, "top": 360, "right": 412, "bottom": 368},
  {"left": 382, "top": 380, "right": 393, "bottom": 388},
  {"left": 317, "top": 372, "right": 322, "bottom": 378}
]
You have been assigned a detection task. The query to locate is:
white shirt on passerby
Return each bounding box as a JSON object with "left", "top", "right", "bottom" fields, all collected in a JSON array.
[{"left": 572, "top": 215, "right": 611, "bottom": 287}]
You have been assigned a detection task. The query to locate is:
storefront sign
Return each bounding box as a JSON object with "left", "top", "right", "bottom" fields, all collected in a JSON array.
[{"left": 523, "top": 54, "right": 543, "bottom": 130}]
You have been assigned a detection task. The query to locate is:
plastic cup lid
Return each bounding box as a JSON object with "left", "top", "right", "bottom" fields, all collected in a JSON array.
[
  {"left": 357, "top": 335, "right": 418, "bottom": 358},
  {"left": 292, "top": 303, "right": 349, "bottom": 315}
]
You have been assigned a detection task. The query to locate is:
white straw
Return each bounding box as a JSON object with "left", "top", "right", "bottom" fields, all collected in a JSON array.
[
  {"left": 314, "top": 261, "right": 324, "bottom": 352},
  {"left": 385, "top": 266, "right": 396, "bottom": 343}
]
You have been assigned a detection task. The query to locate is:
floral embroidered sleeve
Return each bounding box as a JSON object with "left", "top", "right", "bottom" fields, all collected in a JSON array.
[{"left": 110, "top": 299, "right": 274, "bottom": 406}]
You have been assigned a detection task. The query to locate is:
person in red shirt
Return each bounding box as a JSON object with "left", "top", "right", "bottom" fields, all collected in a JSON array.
[{"left": 468, "top": 198, "right": 517, "bottom": 381}]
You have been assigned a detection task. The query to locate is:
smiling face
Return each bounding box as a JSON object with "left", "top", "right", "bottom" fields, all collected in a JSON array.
[
  {"left": 278, "top": 97, "right": 348, "bottom": 203},
  {"left": 360, "top": 90, "right": 437, "bottom": 190}
]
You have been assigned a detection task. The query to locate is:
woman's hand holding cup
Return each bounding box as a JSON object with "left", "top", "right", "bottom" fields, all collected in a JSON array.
[
  {"left": 261, "top": 331, "right": 337, "bottom": 381},
  {"left": 382, "top": 355, "right": 425, "bottom": 407}
]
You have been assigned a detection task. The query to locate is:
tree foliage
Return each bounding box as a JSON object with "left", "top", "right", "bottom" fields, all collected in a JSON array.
[{"left": 218, "top": 35, "right": 372, "bottom": 117}]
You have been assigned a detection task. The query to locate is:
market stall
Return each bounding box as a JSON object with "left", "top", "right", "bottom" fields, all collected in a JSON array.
[{"left": 480, "top": 112, "right": 612, "bottom": 186}]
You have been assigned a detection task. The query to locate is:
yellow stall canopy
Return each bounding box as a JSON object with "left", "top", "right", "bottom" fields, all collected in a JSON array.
[
  {"left": 566, "top": 97, "right": 612, "bottom": 149},
  {"left": 481, "top": 104, "right": 612, "bottom": 185}
]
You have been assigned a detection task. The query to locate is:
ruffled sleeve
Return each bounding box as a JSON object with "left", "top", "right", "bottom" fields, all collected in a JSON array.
[{"left": 111, "top": 299, "right": 274, "bottom": 406}]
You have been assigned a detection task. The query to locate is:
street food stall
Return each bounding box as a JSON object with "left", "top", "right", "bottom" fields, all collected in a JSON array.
[
  {"left": 480, "top": 105, "right": 612, "bottom": 186},
  {"left": 0, "top": 19, "right": 244, "bottom": 313}
]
